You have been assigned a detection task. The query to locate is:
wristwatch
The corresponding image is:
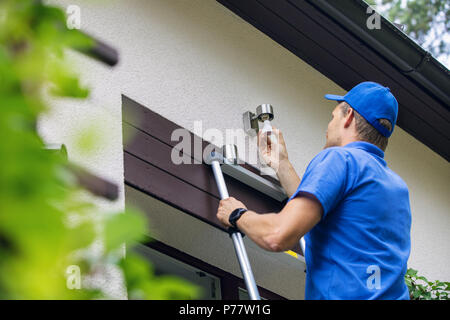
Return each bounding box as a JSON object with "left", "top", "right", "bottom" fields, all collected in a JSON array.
[{"left": 229, "top": 208, "right": 248, "bottom": 229}]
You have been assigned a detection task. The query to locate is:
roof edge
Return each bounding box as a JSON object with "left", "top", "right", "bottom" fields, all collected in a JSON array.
[{"left": 307, "top": 0, "right": 450, "bottom": 109}]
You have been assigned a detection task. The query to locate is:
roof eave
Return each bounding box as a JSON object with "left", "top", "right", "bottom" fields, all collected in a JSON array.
[{"left": 310, "top": 0, "right": 450, "bottom": 109}]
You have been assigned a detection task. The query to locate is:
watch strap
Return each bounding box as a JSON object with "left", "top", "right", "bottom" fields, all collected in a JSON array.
[{"left": 229, "top": 208, "right": 248, "bottom": 229}]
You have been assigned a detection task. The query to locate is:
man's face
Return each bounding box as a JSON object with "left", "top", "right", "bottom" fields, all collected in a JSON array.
[{"left": 324, "top": 103, "right": 344, "bottom": 149}]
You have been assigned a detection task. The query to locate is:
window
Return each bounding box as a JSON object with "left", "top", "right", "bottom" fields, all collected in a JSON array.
[
  {"left": 135, "top": 245, "right": 221, "bottom": 300},
  {"left": 134, "top": 241, "right": 285, "bottom": 300}
]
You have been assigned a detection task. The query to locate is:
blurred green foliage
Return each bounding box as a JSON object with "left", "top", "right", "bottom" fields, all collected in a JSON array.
[
  {"left": 0, "top": 0, "right": 198, "bottom": 299},
  {"left": 405, "top": 268, "right": 450, "bottom": 300}
]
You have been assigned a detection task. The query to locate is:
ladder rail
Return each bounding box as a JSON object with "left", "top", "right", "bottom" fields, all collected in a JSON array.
[{"left": 210, "top": 160, "right": 261, "bottom": 300}]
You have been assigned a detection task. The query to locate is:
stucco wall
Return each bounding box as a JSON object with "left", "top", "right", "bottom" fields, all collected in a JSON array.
[{"left": 40, "top": 0, "right": 449, "bottom": 297}]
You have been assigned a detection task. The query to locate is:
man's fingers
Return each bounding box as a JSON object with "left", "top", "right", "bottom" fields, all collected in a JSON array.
[
  {"left": 258, "top": 130, "right": 270, "bottom": 148},
  {"left": 258, "top": 132, "right": 264, "bottom": 150},
  {"left": 271, "top": 128, "right": 285, "bottom": 145}
]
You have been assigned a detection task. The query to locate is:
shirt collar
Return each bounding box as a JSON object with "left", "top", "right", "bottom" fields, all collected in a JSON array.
[{"left": 343, "top": 141, "right": 385, "bottom": 159}]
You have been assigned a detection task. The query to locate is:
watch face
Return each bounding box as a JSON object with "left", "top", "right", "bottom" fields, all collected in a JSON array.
[
  {"left": 230, "top": 208, "right": 246, "bottom": 227},
  {"left": 230, "top": 210, "right": 239, "bottom": 222}
]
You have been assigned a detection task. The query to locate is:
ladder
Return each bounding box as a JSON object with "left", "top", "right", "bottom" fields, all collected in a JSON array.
[
  {"left": 207, "top": 147, "right": 307, "bottom": 300},
  {"left": 208, "top": 150, "right": 261, "bottom": 300}
]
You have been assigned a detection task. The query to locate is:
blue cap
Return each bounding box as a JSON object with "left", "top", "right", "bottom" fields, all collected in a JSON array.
[{"left": 324, "top": 81, "right": 398, "bottom": 137}]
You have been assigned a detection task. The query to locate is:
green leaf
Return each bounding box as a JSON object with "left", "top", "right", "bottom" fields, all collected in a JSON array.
[
  {"left": 120, "top": 253, "right": 201, "bottom": 300},
  {"left": 445, "top": 282, "right": 450, "bottom": 291},
  {"left": 146, "top": 275, "right": 201, "bottom": 300},
  {"left": 64, "top": 29, "right": 94, "bottom": 50},
  {"left": 406, "top": 268, "right": 418, "bottom": 277},
  {"left": 417, "top": 276, "right": 428, "bottom": 283},
  {"left": 104, "top": 210, "right": 148, "bottom": 252},
  {"left": 65, "top": 221, "right": 96, "bottom": 251},
  {"left": 48, "top": 70, "right": 90, "bottom": 98},
  {"left": 120, "top": 253, "right": 154, "bottom": 291}
]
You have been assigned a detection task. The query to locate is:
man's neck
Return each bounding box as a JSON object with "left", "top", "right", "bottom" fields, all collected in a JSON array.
[{"left": 339, "top": 138, "right": 359, "bottom": 147}]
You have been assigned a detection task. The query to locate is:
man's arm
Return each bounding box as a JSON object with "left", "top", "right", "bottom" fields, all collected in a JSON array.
[
  {"left": 216, "top": 195, "right": 322, "bottom": 252},
  {"left": 276, "top": 159, "right": 300, "bottom": 198}
]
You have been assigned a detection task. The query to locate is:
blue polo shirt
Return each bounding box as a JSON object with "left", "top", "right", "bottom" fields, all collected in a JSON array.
[{"left": 289, "top": 141, "right": 411, "bottom": 300}]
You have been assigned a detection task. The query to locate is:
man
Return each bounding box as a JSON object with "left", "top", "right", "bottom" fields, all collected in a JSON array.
[{"left": 216, "top": 81, "right": 412, "bottom": 300}]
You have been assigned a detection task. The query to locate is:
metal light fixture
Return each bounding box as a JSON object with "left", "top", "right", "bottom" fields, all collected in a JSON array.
[{"left": 243, "top": 104, "right": 275, "bottom": 136}]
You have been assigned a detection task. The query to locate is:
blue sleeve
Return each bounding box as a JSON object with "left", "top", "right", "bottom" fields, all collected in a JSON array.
[{"left": 288, "top": 148, "right": 350, "bottom": 219}]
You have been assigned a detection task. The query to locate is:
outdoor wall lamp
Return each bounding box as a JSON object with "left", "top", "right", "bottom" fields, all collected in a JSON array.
[{"left": 243, "top": 104, "right": 275, "bottom": 136}]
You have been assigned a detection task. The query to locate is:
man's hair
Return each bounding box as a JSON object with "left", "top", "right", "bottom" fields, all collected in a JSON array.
[{"left": 340, "top": 102, "right": 392, "bottom": 152}]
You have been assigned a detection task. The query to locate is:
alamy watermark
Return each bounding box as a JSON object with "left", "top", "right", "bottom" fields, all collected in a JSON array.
[
  {"left": 66, "top": 264, "right": 81, "bottom": 290},
  {"left": 66, "top": 5, "right": 81, "bottom": 30},
  {"left": 366, "top": 265, "right": 381, "bottom": 290},
  {"left": 170, "top": 120, "right": 280, "bottom": 176},
  {"left": 366, "top": 5, "right": 381, "bottom": 30}
]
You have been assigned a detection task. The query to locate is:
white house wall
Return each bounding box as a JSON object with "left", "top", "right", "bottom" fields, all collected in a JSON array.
[{"left": 39, "top": 0, "right": 450, "bottom": 298}]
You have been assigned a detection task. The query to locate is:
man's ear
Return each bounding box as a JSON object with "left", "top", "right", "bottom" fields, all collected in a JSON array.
[{"left": 343, "top": 107, "right": 354, "bottom": 128}]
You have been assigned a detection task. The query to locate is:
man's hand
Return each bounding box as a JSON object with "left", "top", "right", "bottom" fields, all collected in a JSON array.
[
  {"left": 258, "top": 126, "right": 289, "bottom": 172},
  {"left": 216, "top": 197, "right": 247, "bottom": 228},
  {"left": 258, "top": 126, "right": 300, "bottom": 197}
]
